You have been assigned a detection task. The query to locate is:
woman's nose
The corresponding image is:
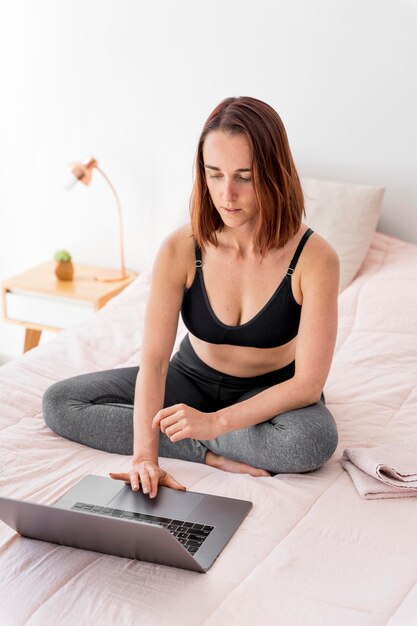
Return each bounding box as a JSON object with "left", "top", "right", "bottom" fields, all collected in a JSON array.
[{"left": 222, "top": 181, "right": 238, "bottom": 202}]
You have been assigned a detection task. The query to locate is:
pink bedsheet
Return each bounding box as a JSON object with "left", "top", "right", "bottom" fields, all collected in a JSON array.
[{"left": 1, "top": 231, "right": 417, "bottom": 625}]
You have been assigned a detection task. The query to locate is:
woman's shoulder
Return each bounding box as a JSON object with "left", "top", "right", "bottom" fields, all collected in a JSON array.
[
  {"left": 300, "top": 225, "right": 340, "bottom": 290},
  {"left": 156, "top": 223, "right": 195, "bottom": 286},
  {"left": 161, "top": 223, "right": 195, "bottom": 257},
  {"left": 306, "top": 226, "right": 339, "bottom": 267}
]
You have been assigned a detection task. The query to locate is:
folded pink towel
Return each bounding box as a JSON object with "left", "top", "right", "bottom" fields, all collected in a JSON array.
[{"left": 341, "top": 440, "right": 417, "bottom": 499}]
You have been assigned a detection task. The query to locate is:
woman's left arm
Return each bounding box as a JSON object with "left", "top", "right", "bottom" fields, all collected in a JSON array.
[{"left": 215, "top": 239, "right": 340, "bottom": 436}]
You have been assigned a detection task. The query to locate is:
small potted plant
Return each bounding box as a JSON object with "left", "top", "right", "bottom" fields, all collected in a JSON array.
[{"left": 54, "top": 249, "right": 74, "bottom": 281}]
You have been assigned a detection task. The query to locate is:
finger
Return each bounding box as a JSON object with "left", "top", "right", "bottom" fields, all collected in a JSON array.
[
  {"left": 129, "top": 470, "right": 141, "bottom": 491},
  {"left": 139, "top": 468, "right": 151, "bottom": 495},
  {"left": 148, "top": 466, "right": 159, "bottom": 498},
  {"left": 161, "top": 410, "right": 187, "bottom": 434},
  {"left": 167, "top": 431, "right": 184, "bottom": 443},
  {"left": 152, "top": 406, "right": 174, "bottom": 429},
  {"left": 163, "top": 474, "right": 187, "bottom": 491},
  {"left": 161, "top": 414, "right": 183, "bottom": 435},
  {"left": 166, "top": 423, "right": 187, "bottom": 442},
  {"left": 172, "top": 433, "right": 186, "bottom": 443},
  {"left": 109, "top": 472, "right": 131, "bottom": 484},
  {"left": 153, "top": 404, "right": 184, "bottom": 429},
  {"left": 165, "top": 417, "right": 186, "bottom": 436},
  {"left": 158, "top": 416, "right": 172, "bottom": 435}
]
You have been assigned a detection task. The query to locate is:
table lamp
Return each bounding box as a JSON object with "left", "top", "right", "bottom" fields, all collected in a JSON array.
[{"left": 64, "top": 156, "right": 127, "bottom": 282}]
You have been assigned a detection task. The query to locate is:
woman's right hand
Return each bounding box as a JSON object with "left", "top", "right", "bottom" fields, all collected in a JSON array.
[{"left": 109, "top": 459, "right": 187, "bottom": 499}]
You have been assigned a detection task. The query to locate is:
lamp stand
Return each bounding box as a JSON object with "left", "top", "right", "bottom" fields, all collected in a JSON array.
[{"left": 94, "top": 166, "right": 128, "bottom": 282}]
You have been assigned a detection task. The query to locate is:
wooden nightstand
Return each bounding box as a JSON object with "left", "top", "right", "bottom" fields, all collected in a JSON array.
[{"left": 1, "top": 261, "right": 138, "bottom": 352}]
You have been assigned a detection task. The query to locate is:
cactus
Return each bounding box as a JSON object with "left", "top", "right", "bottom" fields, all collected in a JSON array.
[
  {"left": 54, "top": 249, "right": 74, "bottom": 280},
  {"left": 54, "top": 249, "right": 72, "bottom": 263}
]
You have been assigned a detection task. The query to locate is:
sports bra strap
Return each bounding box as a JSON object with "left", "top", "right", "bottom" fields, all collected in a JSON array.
[
  {"left": 194, "top": 230, "right": 313, "bottom": 274},
  {"left": 195, "top": 242, "right": 203, "bottom": 269},
  {"left": 286, "top": 228, "right": 314, "bottom": 275}
]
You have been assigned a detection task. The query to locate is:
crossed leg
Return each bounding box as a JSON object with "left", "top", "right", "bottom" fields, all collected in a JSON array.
[{"left": 43, "top": 368, "right": 338, "bottom": 476}]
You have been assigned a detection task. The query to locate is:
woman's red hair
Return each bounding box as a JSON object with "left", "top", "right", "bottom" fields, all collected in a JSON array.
[{"left": 189, "top": 96, "right": 305, "bottom": 255}]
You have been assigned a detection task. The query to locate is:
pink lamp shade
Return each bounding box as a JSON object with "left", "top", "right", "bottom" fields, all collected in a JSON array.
[{"left": 65, "top": 156, "right": 127, "bottom": 282}]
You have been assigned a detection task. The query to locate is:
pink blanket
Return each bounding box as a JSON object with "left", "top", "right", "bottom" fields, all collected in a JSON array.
[{"left": 1, "top": 231, "right": 417, "bottom": 625}]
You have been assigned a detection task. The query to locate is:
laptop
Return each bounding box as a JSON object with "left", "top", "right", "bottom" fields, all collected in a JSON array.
[{"left": 0, "top": 474, "right": 252, "bottom": 573}]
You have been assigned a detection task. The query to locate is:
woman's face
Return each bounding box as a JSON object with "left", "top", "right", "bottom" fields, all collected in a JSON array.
[{"left": 202, "top": 130, "right": 258, "bottom": 228}]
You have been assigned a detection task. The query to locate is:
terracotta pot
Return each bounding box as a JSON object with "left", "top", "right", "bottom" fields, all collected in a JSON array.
[{"left": 55, "top": 260, "right": 74, "bottom": 281}]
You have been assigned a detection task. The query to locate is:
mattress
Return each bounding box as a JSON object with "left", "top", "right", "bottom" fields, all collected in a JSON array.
[{"left": 1, "top": 231, "right": 417, "bottom": 626}]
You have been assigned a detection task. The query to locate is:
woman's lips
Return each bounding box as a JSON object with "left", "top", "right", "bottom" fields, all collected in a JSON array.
[{"left": 223, "top": 207, "right": 242, "bottom": 213}]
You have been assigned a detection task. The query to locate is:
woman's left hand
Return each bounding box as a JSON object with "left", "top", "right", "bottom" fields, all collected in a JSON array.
[{"left": 152, "top": 403, "right": 219, "bottom": 442}]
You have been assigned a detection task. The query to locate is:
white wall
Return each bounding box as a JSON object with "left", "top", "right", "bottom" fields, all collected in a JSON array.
[{"left": 0, "top": 0, "right": 416, "bottom": 358}]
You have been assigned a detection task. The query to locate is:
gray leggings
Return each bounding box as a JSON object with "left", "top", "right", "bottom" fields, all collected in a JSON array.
[{"left": 42, "top": 334, "right": 338, "bottom": 475}]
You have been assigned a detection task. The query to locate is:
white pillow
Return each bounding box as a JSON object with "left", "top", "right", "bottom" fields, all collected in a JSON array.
[{"left": 301, "top": 177, "right": 385, "bottom": 291}]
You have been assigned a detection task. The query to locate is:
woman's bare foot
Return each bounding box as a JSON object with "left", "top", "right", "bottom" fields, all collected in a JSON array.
[{"left": 205, "top": 451, "right": 271, "bottom": 477}]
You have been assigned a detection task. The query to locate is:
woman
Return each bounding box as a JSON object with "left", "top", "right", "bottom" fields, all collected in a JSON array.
[{"left": 43, "top": 96, "right": 339, "bottom": 499}]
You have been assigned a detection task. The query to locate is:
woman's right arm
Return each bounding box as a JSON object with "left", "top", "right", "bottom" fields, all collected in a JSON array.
[{"left": 110, "top": 226, "right": 191, "bottom": 495}]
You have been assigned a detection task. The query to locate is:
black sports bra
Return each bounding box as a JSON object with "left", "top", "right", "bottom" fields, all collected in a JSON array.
[{"left": 181, "top": 228, "right": 314, "bottom": 349}]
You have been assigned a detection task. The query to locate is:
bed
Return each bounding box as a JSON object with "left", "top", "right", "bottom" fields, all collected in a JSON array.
[{"left": 2, "top": 221, "right": 417, "bottom": 624}]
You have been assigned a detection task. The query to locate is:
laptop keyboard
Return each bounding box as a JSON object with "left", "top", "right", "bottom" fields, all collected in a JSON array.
[{"left": 71, "top": 502, "right": 214, "bottom": 556}]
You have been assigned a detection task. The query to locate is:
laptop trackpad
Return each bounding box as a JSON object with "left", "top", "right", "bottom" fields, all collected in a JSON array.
[{"left": 109, "top": 485, "right": 204, "bottom": 519}]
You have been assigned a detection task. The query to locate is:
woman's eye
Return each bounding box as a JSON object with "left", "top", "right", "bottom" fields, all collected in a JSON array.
[{"left": 209, "top": 175, "right": 251, "bottom": 182}]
